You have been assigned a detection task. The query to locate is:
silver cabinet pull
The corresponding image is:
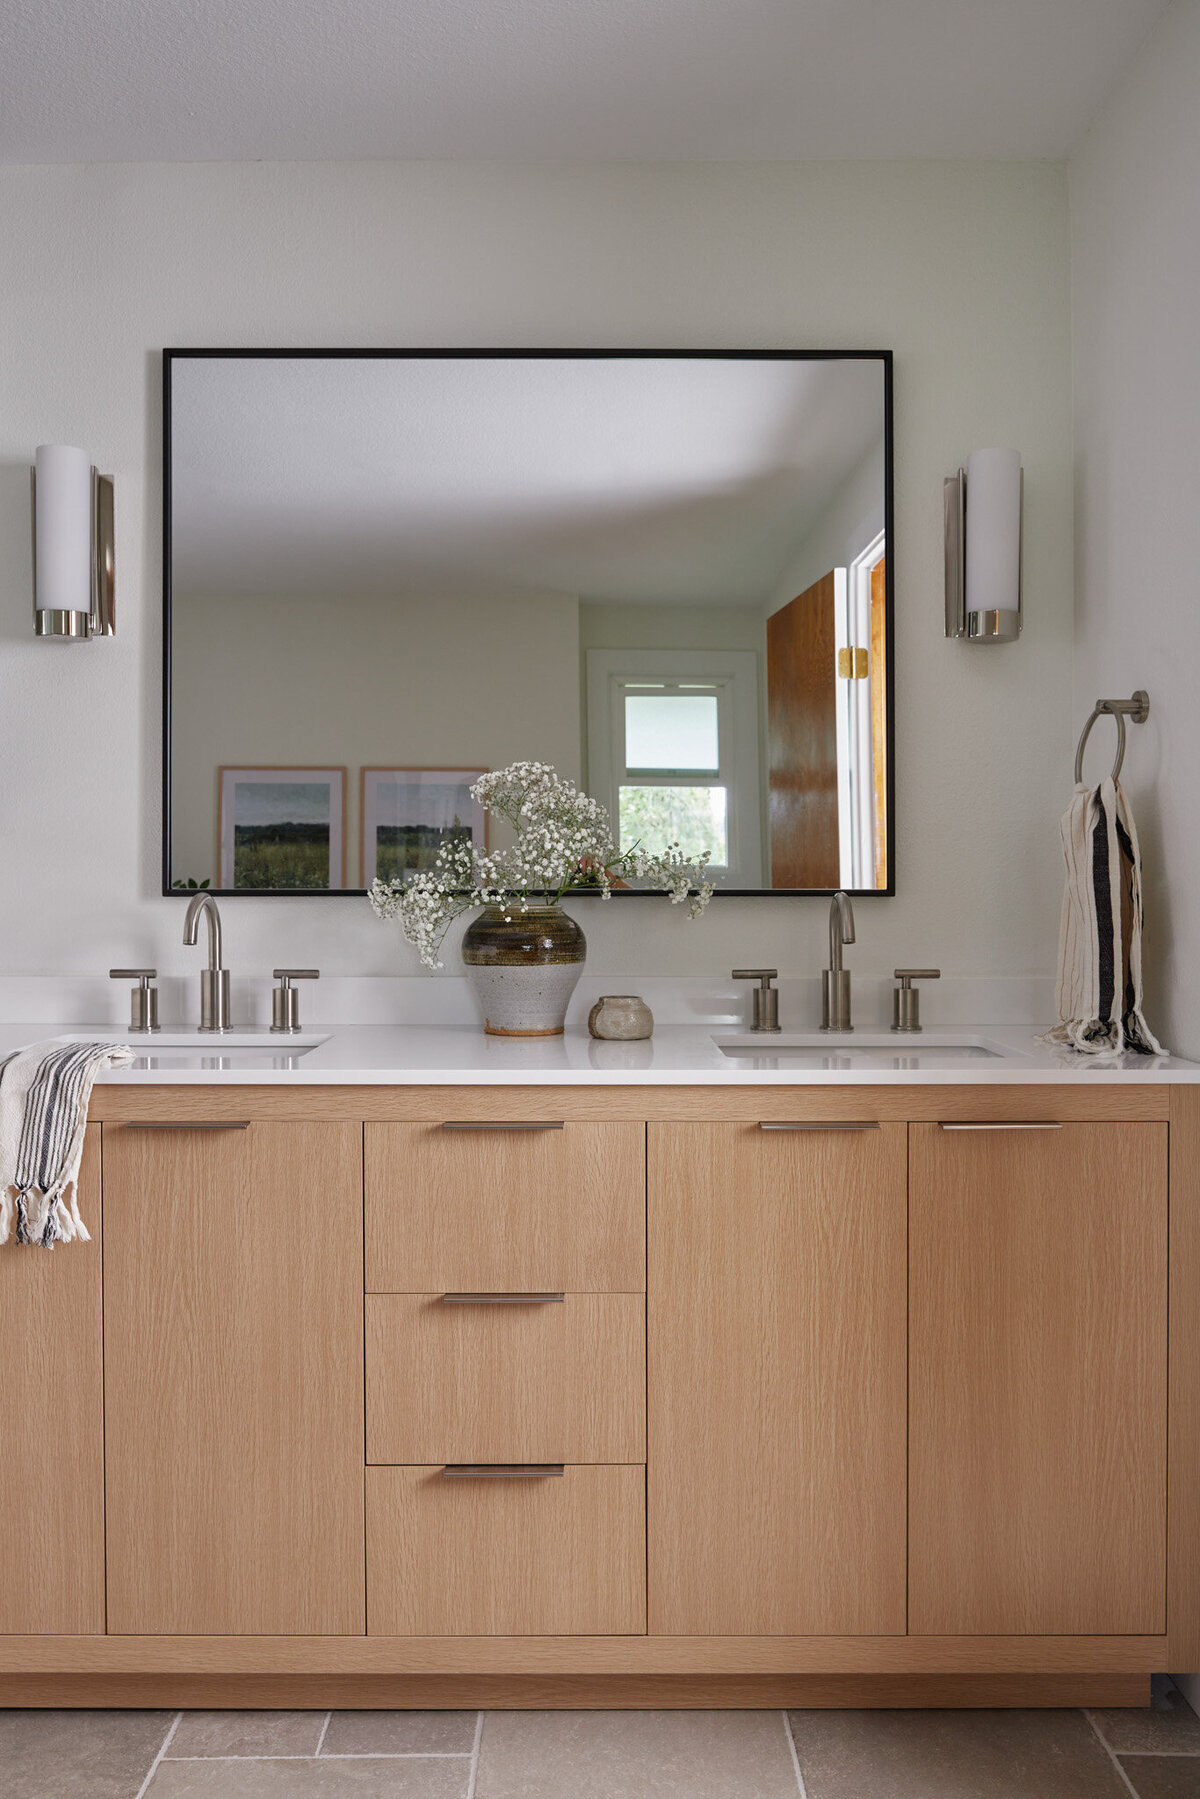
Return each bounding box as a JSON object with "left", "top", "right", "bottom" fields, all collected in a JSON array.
[
  {"left": 123, "top": 1120, "right": 251, "bottom": 1131},
  {"left": 940, "top": 1122, "right": 1063, "bottom": 1131},
  {"left": 442, "top": 1120, "right": 564, "bottom": 1132},
  {"left": 758, "top": 1120, "right": 881, "bottom": 1132},
  {"left": 442, "top": 1464, "right": 565, "bottom": 1478},
  {"left": 441, "top": 1292, "right": 565, "bottom": 1305}
]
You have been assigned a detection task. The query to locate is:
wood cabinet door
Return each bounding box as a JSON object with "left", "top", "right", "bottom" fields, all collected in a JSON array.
[
  {"left": 103, "top": 1120, "right": 365, "bottom": 1635},
  {"left": 648, "top": 1121, "right": 907, "bottom": 1635},
  {"left": 0, "top": 1124, "right": 104, "bottom": 1633},
  {"left": 909, "top": 1122, "right": 1168, "bottom": 1635}
]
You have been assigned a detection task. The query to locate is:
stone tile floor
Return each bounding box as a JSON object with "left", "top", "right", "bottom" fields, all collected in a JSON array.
[{"left": 5, "top": 1679, "right": 1200, "bottom": 1797}]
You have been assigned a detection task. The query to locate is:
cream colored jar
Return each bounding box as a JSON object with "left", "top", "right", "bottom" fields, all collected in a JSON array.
[{"left": 587, "top": 994, "right": 654, "bottom": 1040}]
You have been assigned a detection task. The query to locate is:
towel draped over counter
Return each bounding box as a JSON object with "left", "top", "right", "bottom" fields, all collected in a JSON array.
[{"left": 0, "top": 1040, "right": 133, "bottom": 1246}]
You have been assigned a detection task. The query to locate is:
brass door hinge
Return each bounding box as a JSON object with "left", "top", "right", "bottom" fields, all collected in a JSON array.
[{"left": 838, "top": 647, "right": 869, "bottom": 679}]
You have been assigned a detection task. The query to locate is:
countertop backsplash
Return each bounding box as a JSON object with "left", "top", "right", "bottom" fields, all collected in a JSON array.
[{"left": 0, "top": 972, "right": 1055, "bottom": 1034}]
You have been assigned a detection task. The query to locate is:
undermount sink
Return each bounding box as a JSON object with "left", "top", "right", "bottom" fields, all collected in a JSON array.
[
  {"left": 53, "top": 1031, "right": 329, "bottom": 1059},
  {"left": 713, "top": 1030, "right": 1019, "bottom": 1064}
]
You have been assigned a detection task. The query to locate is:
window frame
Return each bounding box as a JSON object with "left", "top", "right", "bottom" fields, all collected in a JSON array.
[{"left": 585, "top": 648, "right": 763, "bottom": 889}]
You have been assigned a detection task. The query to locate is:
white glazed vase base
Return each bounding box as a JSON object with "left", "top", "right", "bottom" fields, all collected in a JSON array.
[{"left": 468, "top": 962, "right": 585, "bottom": 1037}]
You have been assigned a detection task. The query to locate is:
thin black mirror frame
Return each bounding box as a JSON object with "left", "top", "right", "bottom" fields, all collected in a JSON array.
[{"left": 162, "top": 346, "right": 894, "bottom": 899}]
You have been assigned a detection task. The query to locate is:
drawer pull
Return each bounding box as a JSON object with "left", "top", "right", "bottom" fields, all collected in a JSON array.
[
  {"left": 940, "top": 1122, "right": 1064, "bottom": 1131},
  {"left": 758, "top": 1120, "right": 881, "bottom": 1132},
  {"left": 441, "top": 1292, "right": 565, "bottom": 1305},
  {"left": 442, "top": 1463, "right": 565, "bottom": 1478},
  {"left": 123, "top": 1121, "right": 251, "bottom": 1131},
  {"left": 442, "top": 1121, "right": 565, "bottom": 1132}
]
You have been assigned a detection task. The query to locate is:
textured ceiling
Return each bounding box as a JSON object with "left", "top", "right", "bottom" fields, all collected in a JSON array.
[
  {"left": 0, "top": 0, "right": 1170, "bottom": 163},
  {"left": 169, "top": 354, "right": 885, "bottom": 605}
]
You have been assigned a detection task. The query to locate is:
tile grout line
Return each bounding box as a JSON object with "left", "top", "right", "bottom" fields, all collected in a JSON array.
[
  {"left": 1083, "top": 1709, "right": 1142, "bottom": 1799},
  {"left": 781, "top": 1709, "right": 810, "bottom": 1799},
  {"left": 314, "top": 1711, "right": 332, "bottom": 1756},
  {"left": 162, "top": 1751, "right": 476, "bottom": 1762},
  {"left": 132, "top": 1712, "right": 182, "bottom": 1799},
  {"left": 1089, "top": 1748, "right": 1200, "bottom": 1757},
  {"left": 466, "top": 1709, "right": 485, "bottom": 1799}
]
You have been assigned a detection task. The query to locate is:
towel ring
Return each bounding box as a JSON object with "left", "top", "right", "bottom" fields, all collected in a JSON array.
[{"left": 1074, "top": 689, "right": 1150, "bottom": 784}]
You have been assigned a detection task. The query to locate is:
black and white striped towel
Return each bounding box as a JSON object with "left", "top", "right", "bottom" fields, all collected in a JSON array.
[
  {"left": 0, "top": 1040, "right": 133, "bottom": 1246},
  {"left": 1044, "top": 775, "right": 1163, "bottom": 1058}
]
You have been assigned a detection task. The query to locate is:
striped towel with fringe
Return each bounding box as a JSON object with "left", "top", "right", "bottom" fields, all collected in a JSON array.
[
  {"left": 1044, "top": 775, "right": 1163, "bottom": 1058},
  {"left": 0, "top": 1040, "right": 133, "bottom": 1246}
]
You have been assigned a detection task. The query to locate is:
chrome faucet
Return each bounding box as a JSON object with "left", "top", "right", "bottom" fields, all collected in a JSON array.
[
  {"left": 821, "top": 891, "right": 855, "bottom": 1032},
  {"left": 183, "top": 892, "right": 230, "bottom": 1032}
]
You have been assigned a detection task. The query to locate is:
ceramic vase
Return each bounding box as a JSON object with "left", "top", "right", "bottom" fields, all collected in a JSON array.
[{"left": 461, "top": 905, "right": 586, "bottom": 1036}]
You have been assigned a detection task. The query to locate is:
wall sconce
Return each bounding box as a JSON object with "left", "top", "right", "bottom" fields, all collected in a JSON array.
[
  {"left": 31, "top": 445, "right": 115, "bottom": 639},
  {"left": 944, "top": 447, "right": 1022, "bottom": 643}
]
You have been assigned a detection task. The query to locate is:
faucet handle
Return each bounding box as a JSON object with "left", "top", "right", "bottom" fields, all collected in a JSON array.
[
  {"left": 732, "top": 968, "right": 780, "bottom": 1034},
  {"left": 892, "top": 968, "right": 940, "bottom": 1034},
  {"left": 271, "top": 968, "right": 319, "bottom": 1034},
  {"left": 110, "top": 968, "right": 159, "bottom": 1034}
]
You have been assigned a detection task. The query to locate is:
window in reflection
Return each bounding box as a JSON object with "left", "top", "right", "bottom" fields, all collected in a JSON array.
[
  {"left": 619, "top": 784, "right": 729, "bottom": 867},
  {"left": 624, "top": 692, "right": 719, "bottom": 772}
]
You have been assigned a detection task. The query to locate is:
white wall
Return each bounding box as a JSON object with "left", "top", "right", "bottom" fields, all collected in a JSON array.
[
  {"left": 171, "top": 591, "right": 582, "bottom": 884},
  {"left": 0, "top": 159, "right": 1071, "bottom": 993},
  {"left": 768, "top": 435, "right": 887, "bottom": 615},
  {"left": 1071, "top": 0, "right": 1200, "bottom": 1059}
]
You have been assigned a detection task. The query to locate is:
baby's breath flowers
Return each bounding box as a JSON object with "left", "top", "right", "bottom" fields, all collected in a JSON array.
[{"left": 369, "top": 760, "right": 714, "bottom": 968}]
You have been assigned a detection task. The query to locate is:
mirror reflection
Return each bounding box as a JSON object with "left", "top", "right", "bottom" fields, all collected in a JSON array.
[{"left": 165, "top": 351, "right": 891, "bottom": 895}]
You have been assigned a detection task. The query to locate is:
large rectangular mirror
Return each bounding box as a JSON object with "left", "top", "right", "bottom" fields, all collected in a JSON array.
[{"left": 164, "top": 350, "right": 893, "bottom": 896}]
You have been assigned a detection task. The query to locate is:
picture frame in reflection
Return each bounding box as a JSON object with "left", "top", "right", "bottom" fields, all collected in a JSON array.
[
  {"left": 218, "top": 766, "right": 346, "bottom": 891},
  {"left": 361, "top": 767, "right": 488, "bottom": 888}
]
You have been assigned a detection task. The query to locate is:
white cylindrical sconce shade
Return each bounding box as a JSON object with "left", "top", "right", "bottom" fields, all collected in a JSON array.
[
  {"left": 35, "top": 445, "right": 92, "bottom": 617},
  {"left": 964, "top": 447, "right": 1022, "bottom": 620},
  {"left": 32, "top": 444, "right": 115, "bottom": 638}
]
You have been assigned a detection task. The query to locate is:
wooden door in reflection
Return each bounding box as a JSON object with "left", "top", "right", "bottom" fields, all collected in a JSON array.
[{"left": 767, "top": 571, "right": 838, "bottom": 888}]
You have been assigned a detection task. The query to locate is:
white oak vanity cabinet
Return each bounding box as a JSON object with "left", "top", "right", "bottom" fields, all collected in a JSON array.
[{"left": 2, "top": 1080, "right": 1197, "bottom": 1712}]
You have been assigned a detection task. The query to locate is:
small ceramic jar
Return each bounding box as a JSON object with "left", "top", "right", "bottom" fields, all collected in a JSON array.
[{"left": 587, "top": 994, "right": 654, "bottom": 1040}]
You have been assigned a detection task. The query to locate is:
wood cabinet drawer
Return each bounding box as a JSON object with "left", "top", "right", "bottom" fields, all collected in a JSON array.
[
  {"left": 366, "top": 1464, "right": 645, "bottom": 1635},
  {"left": 367, "top": 1293, "right": 645, "bottom": 1464},
  {"left": 365, "top": 1122, "right": 645, "bottom": 1292}
]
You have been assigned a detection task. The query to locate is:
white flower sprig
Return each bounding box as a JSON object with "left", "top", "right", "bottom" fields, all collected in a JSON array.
[{"left": 369, "top": 759, "right": 714, "bottom": 968}]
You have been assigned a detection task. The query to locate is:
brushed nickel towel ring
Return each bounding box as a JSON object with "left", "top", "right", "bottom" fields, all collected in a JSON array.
[{"left": 1074, "top": 690, "right": 1150, "bottom": 785}]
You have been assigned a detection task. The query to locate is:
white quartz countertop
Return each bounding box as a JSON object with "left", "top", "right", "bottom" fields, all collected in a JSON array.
[{"left": 4, "top": 1022, "right": 1197, "bottom": 1085}]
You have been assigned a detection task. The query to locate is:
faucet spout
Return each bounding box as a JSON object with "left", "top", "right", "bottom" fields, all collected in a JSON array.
[
  {"left": 183, "top": 892, "right": 224, "bottom": 971},
  {"left": 182, "top": 893, "right": 230, "bottom": 1031},
  {"left": 828, "top": 890, "right": 855, "bottom": 973},
  {"left": 822, "top": 891, "right": 856, "bottom": 1032}
]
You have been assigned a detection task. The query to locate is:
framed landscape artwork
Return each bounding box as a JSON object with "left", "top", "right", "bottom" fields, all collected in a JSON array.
[
  {"left": 361, "top": 767, "right": 488, "bottom": 887},
  {"left": 218, "top": 767, "right": 346, "bottom": 890}
]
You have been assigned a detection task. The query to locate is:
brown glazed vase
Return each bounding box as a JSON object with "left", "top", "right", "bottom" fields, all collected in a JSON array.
[{"left": 461, "top": 905, "right": 587, "bottom": 1036}]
